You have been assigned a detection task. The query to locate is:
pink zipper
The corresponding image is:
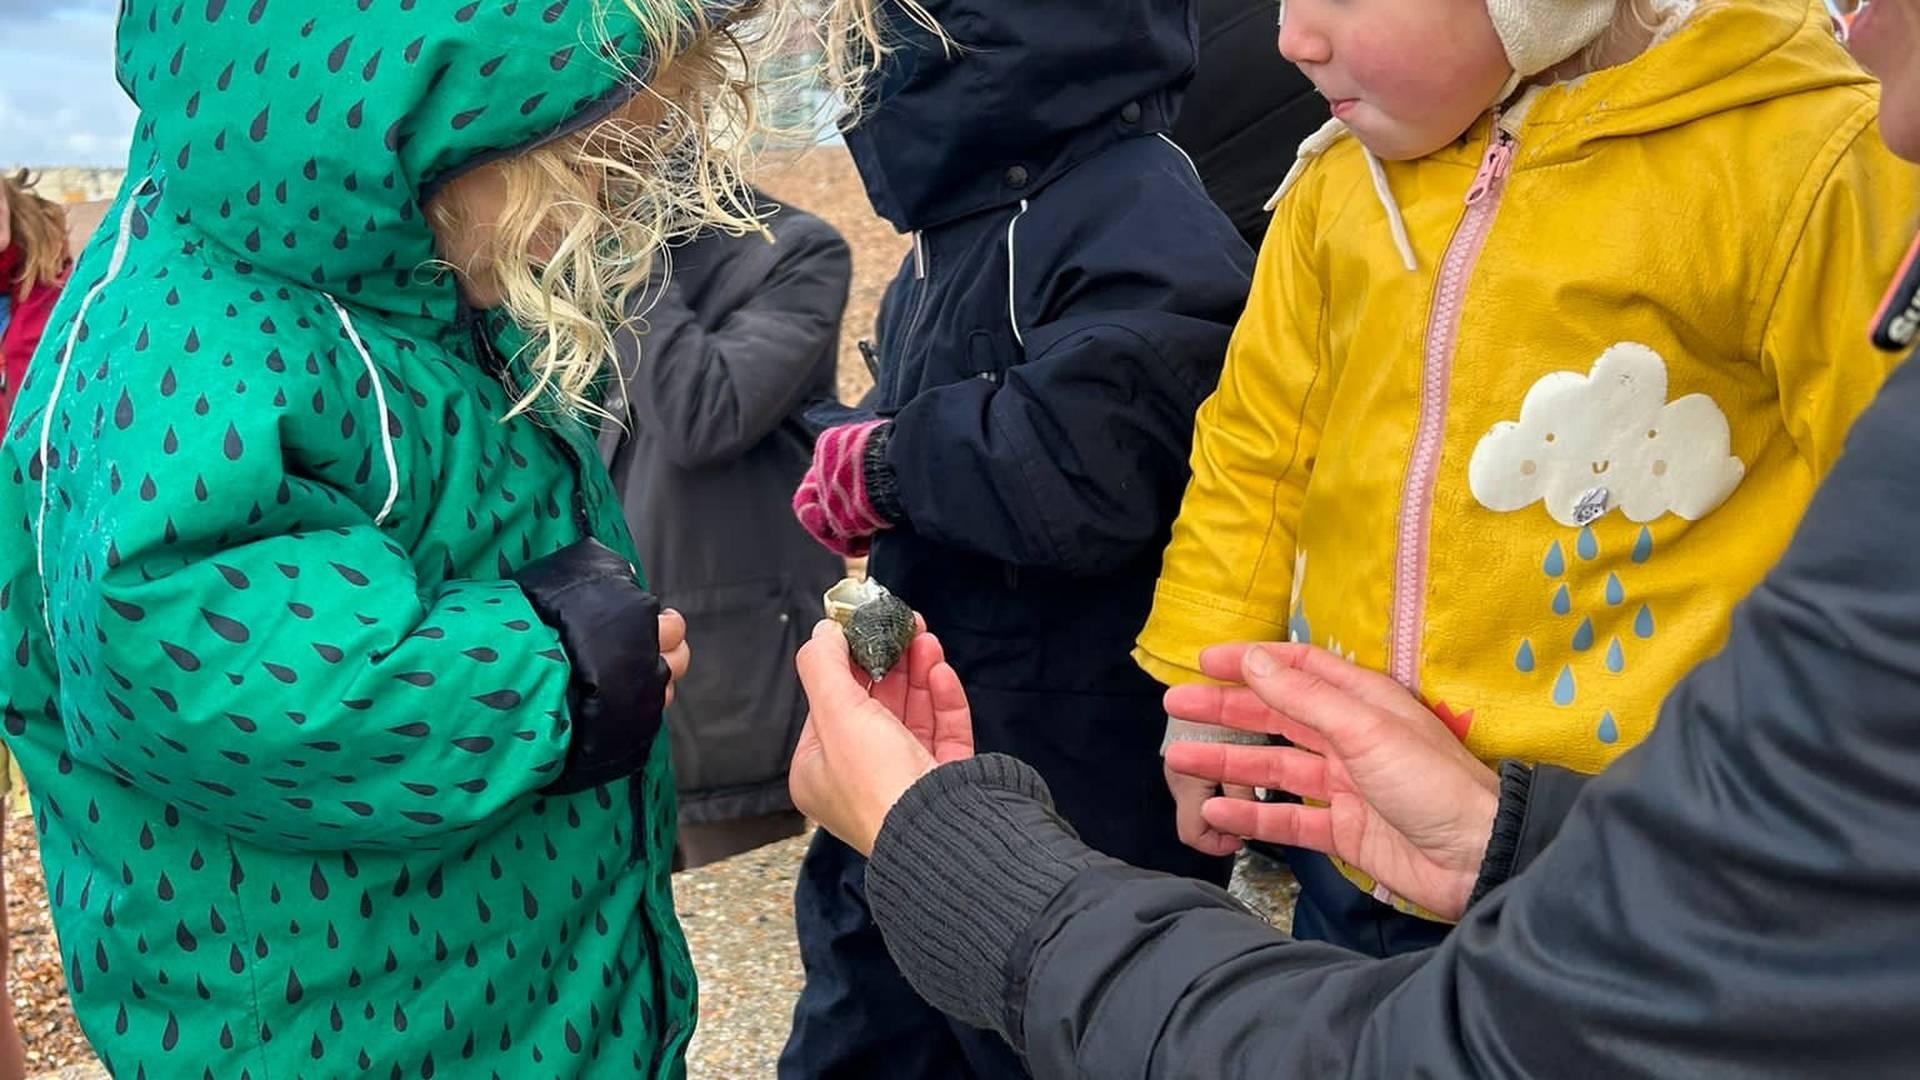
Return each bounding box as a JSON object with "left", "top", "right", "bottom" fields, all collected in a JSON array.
[{"left": 1387, "top": 122, "right": 1516, "bottom": 691}]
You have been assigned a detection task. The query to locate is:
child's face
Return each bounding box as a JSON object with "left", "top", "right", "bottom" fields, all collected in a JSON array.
[{"left": 1279, "top": 0, "right": 1512, "bottom": 160}]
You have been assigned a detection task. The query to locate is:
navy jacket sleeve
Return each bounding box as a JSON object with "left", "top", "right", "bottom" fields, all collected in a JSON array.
[
  {"left": 882, "top": 145, "right": 1252, "bottom": 576},
  {"left": 868, "top": 350, "right": 1920, "bottom": 1077},
  {"left": 615, "top": 219, "right": 851, "bottom": 469}
]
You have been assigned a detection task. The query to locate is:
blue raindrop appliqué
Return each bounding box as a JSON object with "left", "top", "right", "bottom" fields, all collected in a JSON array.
[
  {"left": 1552, "top": 584, "right": 1571, "bottom": 616},
  {"left": 1577, "top": 526, "right": 1599, "bottom": 561},
  {"left": 1634, "top": 604, "right": 1656, "bottom": 640},
  {"left": 1552, "top": 665, "right": 1577, "bottom": 707},
  {"left": 1605, "top": 638, "right": 1625, "bottom": 674},
  {"left": 1572, "top": 617, "right": 1595, "bottom": 652},
  {"left": 1515, "top": 639, "right": 1536, "bottom": 674},
  {"left": 1543, "top": 541, "right": 1566, "bottom": 578},
  {"left": 1597, "top": 712, "right": 1620, "bottom": 744},
  {"left": 1632, "top": 526, "right": 1654, "bottom": 565},
  {"left": 1605, "top": 573, "right": 1625, "bottom": 606},
  {"left": 1289, "top": 611, "right": 1312, "bottom": 646}
]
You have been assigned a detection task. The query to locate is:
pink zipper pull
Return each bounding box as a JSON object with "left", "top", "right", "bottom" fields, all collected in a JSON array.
[{"left": 1464, "top": 131, "right": 1516, "bottom": 206}]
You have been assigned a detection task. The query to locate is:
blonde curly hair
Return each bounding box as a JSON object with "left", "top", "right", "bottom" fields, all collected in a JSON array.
[{"left": 431, "top": 0, "right": 941, "bottom": 422}]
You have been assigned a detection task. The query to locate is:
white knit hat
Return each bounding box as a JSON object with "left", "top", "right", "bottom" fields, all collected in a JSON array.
[
  {"left": 1489, "top": 0, "right": 1621, "bottom": 85},
  {"left": 1267, "top": 0, "right": 1624, "bottom": 271}
]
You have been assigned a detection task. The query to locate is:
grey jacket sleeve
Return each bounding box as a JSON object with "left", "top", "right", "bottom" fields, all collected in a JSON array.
[
  {"left": 867, "top": 352, "right": 1920, "bottom": 1078},
  {"left": 614, "top": 219, "right": 851, "bottom": 469}
]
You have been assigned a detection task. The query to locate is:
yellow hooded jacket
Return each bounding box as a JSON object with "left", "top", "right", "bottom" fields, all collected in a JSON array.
[{"left": 1140, "top": 1, "right": 1917, "bottom": 789}]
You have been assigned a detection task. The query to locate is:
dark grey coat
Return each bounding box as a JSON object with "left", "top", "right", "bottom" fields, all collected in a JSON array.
[{"left": 600, "top": 201, "right": 850, "bottom": 824}]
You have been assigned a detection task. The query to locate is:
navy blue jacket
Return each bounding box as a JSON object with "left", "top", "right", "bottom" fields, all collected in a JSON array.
[{"left": 835, "top": 1, "right": 1253, "bottom": 789}]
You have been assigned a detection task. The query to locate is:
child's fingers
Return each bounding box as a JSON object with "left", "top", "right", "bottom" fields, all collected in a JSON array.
[
  {"left": 1165, "top": 742, "right": 1332, "bottom": 802},
  {"left": 1202, "top": 796, "right": 1335, "bottom": 855},
  {"left": 1170, "top": 770, "right": 1244, "bottom": 856}
]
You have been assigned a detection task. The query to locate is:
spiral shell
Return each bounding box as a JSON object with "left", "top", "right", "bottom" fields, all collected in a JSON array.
[{"left": 824, "top": 578, "right": 916, "bottom": 682}]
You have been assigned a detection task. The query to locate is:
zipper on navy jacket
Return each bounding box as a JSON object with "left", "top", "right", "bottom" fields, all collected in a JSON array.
[{"left": 887, "top": 232, "right": 935, "bottom": 403}]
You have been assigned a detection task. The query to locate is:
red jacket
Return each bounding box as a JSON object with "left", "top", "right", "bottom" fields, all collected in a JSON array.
[{"left": 0, "top": 243, "right": 69, "bottom": 426}]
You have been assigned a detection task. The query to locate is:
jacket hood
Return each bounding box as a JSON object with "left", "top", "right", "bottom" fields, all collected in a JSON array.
[
  {"left": 115, "top": 0, "right": 730, "bottom": 328},
  {"left": 843, "top": 0, "right": 1200, "bottom": 232},
  {"left": 1508, "top": 0, "right": 1873, "bottom": 162}
]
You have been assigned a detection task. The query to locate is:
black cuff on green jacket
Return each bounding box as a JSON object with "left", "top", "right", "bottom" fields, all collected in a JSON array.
[
  {"left": 514, "top": 538, "right": 669, "bottom": 795},
  {"left": 863, "top": 421, "right": 907, "bottom": 527}
]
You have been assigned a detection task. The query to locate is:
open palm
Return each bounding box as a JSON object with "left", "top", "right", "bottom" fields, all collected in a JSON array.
[{"left": 1164, "top": 643, "right": 1500, "bottom": 921}]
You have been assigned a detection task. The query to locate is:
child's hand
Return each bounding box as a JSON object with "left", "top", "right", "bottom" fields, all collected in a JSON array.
[
  {"left": 794, "top": 420, "right": 894, "bottom": 556},
  {"left": 1164, "top": 643, "right": 1501, "bottom": 921},
  {"left": 659, "top": 608, "right": 689, "bottom": 709},
  {"left": 1166, "top": 766, "right": 1255, "bottom": 856}
]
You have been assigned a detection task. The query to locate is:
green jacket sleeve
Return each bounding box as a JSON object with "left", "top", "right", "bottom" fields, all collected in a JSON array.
[{"left": 35, "top": 386, "right": 577, "bottom": 852}]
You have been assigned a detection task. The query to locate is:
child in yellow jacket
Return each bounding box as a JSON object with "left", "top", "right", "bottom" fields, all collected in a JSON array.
[{"left": 1138, "top": 0, "right": 1920, "bottom": 956}]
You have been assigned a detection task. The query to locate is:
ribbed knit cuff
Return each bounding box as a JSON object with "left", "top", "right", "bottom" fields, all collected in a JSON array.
[
  {"left": 1467, "top": 760, "right": 1534, "bottom": 909},
  {"left": 862, "top": 421, "right": 907, "bottom": 526},
  {"left": 867, "top": 755, "right": 1103, "bottom": 1041},
  {"left": 1162, "top": 716, "right": 1270, "bottom": 754}
]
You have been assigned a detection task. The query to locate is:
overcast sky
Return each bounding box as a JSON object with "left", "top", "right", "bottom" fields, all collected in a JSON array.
[{"left": 0, "top": 0, "right": 135, "bottom": 168}]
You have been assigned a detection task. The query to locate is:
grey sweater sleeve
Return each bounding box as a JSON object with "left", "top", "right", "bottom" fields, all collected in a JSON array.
[{"left": 865, "top": 754, "right": 1122, "bottom": 1039}]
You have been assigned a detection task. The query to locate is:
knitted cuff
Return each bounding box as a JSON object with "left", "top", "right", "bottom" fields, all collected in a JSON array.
[
  {"left": 1467, "top": 760, "right": 1534, "bottom": 909},
  {"left": 862, "top": 421, "right": 907, "bottom": 527},
  {"left": 1162, "top": 716, "right": 1270, "bottom": 755},
  {"left": 867, "top": 755, "right": 1097, "bottom": 1040}
]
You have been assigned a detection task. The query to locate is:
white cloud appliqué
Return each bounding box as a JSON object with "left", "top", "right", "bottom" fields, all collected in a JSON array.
[{"left": 1468, "top": 343, "right": 1745, "bottom": 527}]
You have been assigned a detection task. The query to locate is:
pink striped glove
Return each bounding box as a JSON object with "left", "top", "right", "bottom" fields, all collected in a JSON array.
[{"left": 794, "top": 420, "right": 894, "bottom": 558}]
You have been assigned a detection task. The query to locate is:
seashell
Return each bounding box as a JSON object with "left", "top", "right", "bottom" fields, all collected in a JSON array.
[{"left": 824, "top": 577, "right": 916, "bottom": 682}]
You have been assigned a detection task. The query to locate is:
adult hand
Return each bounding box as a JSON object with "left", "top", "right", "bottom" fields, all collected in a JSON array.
[
  {"left": 659, "top": 608, "right": 689, "bottom": 709},
  {"left": 790, "top": 620, "right": 973, "bottom": 855},
  {"left": 1163, "top": 643, "right": 1500, "bottom": 920}
]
